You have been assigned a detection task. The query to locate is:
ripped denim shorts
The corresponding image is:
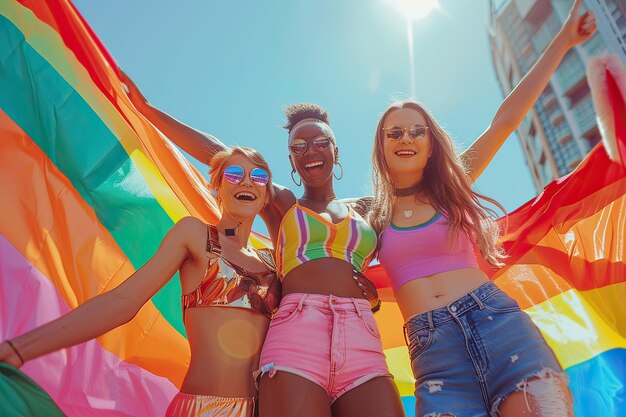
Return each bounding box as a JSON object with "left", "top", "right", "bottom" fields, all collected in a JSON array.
[{"left": 405, "top": 281, "right": 570, "bottom": 417}]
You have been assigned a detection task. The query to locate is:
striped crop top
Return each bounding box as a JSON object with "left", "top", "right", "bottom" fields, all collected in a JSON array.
[{"left": 276, "top": 202, "right": 377, "bottom": 279}]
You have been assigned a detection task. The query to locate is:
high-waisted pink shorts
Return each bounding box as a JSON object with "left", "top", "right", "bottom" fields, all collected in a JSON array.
[{"left": 255, "top": 293, "right": 392, "bottom": 403}]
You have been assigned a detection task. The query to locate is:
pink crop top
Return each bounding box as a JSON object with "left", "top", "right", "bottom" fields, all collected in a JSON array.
[{"left": 378, "top": 212, "right": 479, "bottom": 292}]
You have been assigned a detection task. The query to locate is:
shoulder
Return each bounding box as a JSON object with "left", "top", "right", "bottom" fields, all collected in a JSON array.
[
  {"left": 268, "top": 184, "right": 297, "bottom": 215},
  {"left": 170, "top": 216, "right": 209, "bottom": 253},
  {"left": 173, "top": 216, "right": 206, "bottom": 234}
]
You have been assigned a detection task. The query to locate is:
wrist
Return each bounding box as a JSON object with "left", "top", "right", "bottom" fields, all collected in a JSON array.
[
  {"left": 552, "top": 29, "right": 573, "bottom": 53},
  {"left": 6, "top": 340, "right": 25, "bottom": 365}
]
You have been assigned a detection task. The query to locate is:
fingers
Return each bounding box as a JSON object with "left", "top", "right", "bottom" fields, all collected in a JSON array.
[
  {"left": 571, "top": 0, "right": 582, "bottom": 15},
  {"left": 580, "top": 10, "right": 597, "bottom": 36}
]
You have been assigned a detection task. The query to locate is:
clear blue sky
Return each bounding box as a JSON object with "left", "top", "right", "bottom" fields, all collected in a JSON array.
[{"left": 73, "top": 0, "right": 537, "bottom": 216}]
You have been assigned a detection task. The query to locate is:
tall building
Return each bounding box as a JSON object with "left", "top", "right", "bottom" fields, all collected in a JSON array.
[{"left": 489, "top": 0, "right": 626, "bottom": 191}]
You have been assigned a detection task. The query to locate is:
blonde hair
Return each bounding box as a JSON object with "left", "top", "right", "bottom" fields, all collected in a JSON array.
[
  {"left": 208, "top": 146, "right": 274, "bottom": 202},
  {"left": 368, "top": 101, "right": 506, "bottom": 267}
]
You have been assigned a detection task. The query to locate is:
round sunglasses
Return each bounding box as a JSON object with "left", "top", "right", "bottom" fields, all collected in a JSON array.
[
  {"left": 288, "top": 135, "right": 332, "bottom": 155},
  {"left": 223, "top": 165, "right": 269, "bottom": 187},
  {"left": 382, "top": 124, "right": 428, "bottom": 141}
]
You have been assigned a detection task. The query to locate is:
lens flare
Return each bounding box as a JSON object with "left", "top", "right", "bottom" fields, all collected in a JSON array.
[{"left": 390, "top": 0, "right": 438, "bottom": 21}]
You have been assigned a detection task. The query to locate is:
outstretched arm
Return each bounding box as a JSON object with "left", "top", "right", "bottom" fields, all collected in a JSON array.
[
  {"left": 464, "top": 0, "right": 596, "bottom": 181},
  {"left": 120, "top": 71, "right": 228, "bottom": 164},
  {"left": 0, "top": 218, "right": 196, "bottom": 367}
]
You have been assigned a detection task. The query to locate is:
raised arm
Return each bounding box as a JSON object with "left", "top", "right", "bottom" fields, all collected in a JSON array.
[
  {"left": 120, "top": 71, "right": 228, "bottom": 164},
  {"left": 0, "top": 218, "right": 196, "bottom": 367},
  {"left": 464, "top": 0, "right": 596, "bottom": 181}
]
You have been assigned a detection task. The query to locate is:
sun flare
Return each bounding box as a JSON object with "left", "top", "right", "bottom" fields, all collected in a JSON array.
[{"left": 389, "top": 0, "right": 439, "bottom": 21}]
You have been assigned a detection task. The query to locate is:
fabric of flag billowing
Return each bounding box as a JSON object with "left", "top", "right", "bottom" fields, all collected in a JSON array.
[{"left": 0, "top": 1, "right": 624, "bottom": 416}]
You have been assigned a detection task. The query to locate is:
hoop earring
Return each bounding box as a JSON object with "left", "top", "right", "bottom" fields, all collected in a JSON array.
[
  {"left": 291, "top": 170, "right": 302, "bottom": 186},
  {"left": 333, "top": 161, "right": 344, "bottom": 180}
]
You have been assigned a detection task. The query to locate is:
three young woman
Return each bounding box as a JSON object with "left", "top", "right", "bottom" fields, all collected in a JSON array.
[
  {"left": 113, "top": 2, "right": 595, "bottom": 416},
  {"left": 0, "top": 147, "right": 279, "bottom": 417}
]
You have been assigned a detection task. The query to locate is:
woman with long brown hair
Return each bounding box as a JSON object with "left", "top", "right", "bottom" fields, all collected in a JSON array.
[{"left": 368, "top": 1, "right": 595, "bottom": 416}]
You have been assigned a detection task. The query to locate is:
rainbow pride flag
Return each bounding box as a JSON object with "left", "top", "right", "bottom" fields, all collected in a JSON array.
[{"left": 0, "top": 1, "right": 624, "bottom": 416}]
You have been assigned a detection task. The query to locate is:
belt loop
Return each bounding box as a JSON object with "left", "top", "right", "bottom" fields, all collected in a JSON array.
[
  {"left": 297, "top": 293, "right": 307, "bottom": 311},
  {"left": 352, "top": 298, "right": 363, "bottom": 317},
  {"left": 403, "top": 324, "right": 409, "bottom": 346},
  {"left": 427, "top": 311, "right": 434, "bottom": 330},
  {"left": 469, "top": 291, "right": 484, "bottom": 309}
]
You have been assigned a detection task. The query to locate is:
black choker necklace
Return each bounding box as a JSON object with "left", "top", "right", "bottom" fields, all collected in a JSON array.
[{"left": 394, "top": 183, "right": 422, "bottom": 197}]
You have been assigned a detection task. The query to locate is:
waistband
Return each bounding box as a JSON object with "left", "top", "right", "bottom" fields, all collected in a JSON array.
[
  {"left": 279, "top": 292, "right": 372, "bottom": 314},
  {"left": 404, "top": 281, "right": 502, "bottom": 335},
  {"left": 174, "top": 391, "right": 255, "bottom": 402}
]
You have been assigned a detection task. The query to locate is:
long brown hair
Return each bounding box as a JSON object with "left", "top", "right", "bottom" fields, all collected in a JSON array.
[{"left": 368, "top": 101, "right": 506, "bottom": 267}]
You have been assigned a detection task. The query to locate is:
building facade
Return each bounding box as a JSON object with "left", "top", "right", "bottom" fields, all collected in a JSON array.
[{"left": 489, "top": 0, "right": 626, "bottom": 191}]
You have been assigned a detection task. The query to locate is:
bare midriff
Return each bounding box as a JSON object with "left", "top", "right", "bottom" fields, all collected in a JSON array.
[
  {"left": 181, "top": 307, "right": 269, "bottom": 397},
  {"left": 281, "top": 258, "right": 366, "bottom": 299},
  {"left": 395, "top": 267, "right": 489, "bottom": 320}
]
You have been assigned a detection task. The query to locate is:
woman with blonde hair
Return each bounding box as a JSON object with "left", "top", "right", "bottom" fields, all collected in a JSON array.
[
  {"left": 368, "top": 1, "right": 595, "bottom": 416},
  {"left": 0, "top": 147, "right": 280, "bottom": 417}
]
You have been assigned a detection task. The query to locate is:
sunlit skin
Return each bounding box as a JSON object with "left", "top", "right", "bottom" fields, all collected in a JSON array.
[
  {"left": 382, "top": 107, "right": 432, "bottom": 187},
  {"left": 182, "top": 154, "right": 271, "bottom": 396},
  {"left": 288, "top": 122, "right": 337, "bottom": 193},
  {"left": 217, "top": 154, "right": 269, "bottom": 232},
  {"left": 0, "top": 154, "right": 274, "bottom": 399},
  {"left": 283, "top": 122, "right": 367, "bottom": 299}
]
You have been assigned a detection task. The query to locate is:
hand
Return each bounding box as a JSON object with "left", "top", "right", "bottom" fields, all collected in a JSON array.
[
  {"left": 561, "top": 0, "right": 597, "bottom": 47},
  {"left": 0, "top": 341, "right": 24, "bottom": 368},
  {"left": 118, "top": 69, "right": 149, "bottom": 110}
]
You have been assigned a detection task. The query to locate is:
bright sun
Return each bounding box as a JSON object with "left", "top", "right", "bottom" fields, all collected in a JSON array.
[{"left": 389, "top": 0, "right": 439, "bottom": 21}]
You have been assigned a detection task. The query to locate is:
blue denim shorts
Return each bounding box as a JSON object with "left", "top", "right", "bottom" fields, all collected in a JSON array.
[{"left": 405, "top": 281, "right": 566, "bottom": 417}]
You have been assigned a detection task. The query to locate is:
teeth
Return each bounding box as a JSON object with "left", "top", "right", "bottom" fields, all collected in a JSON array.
[
  {"left": 235, "top": 192, "right": 256, "bottom": 201},
  {"left": 305, "top": 161, "right": 323, "bottom": 168},
  {"left": 395, "top": 150, "right": 416, "bottom": 156}
]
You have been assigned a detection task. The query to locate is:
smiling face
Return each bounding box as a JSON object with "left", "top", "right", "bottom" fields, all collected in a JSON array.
[
  {"left": 288, "top": 121, "right": 338, "bottom": 188},
  {"left": 217, "top": 154, "right": 269, "bottom": 221},
  {"left": 381, "top": 107, "right": 432, "bottom": 185}
]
